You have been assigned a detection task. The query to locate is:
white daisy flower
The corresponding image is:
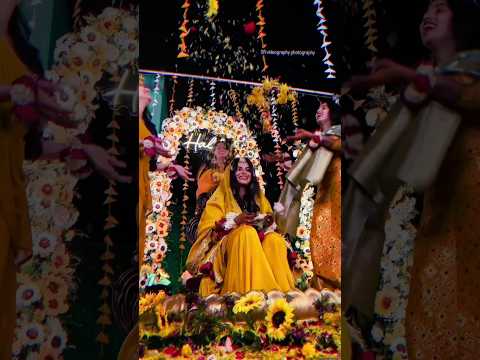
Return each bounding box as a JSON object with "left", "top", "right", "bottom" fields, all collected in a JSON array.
[
  {"left": 16, "top": 283, "right": 41, "bottom": 309},
  {"left": 33, "top": 232, "right": 57, "bottom": 258}
]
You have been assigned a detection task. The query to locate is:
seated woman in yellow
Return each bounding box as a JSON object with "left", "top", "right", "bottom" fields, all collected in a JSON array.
[
  {"left": 186, "top": 139, "right": 232, "bottom": 244},
  {"left": 186, "top": 157, "right": 295, "bottom": 296}
]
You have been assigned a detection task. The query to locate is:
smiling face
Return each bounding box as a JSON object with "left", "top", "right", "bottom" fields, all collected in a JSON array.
[
  {"left": 235, "top": 158, "right": 252, "bottom": 186},
  {"left": 316, "top": 102, "right": 331, "bottom": 131},
  {"left": 420, "top": 0, "right": 455, "bottom": 51},
  {"left": 214, "top": 141, "right": 229, "bottom": 164}
]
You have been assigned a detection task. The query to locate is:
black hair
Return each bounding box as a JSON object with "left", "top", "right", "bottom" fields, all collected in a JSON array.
[
  {"left": 230, "top": 157, "right": 260, "bottom": 213},
  {"left": 8, "top": 7, "right": 44, "bottom": 75},
  {"left": 319, "top": 98, "right": 341, "bottom": 126},
  {"left": 143, "top": 106, "right": 157, "bottom": 136},
  {"left": 447, "top": 0, "right": 480, "bottom": 51}
]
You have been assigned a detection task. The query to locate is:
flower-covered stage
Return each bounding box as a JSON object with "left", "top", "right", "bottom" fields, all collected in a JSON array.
[{"left": 140, "top": 289, "right": 341, "bottom": 359}]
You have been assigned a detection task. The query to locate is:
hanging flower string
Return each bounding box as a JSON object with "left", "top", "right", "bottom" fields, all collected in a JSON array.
[
  {"left": 293, "top": 183, "right": 316, "bottom": 285},
  {"left": 179, "top": 151, "right": 190, "bottom": 257},
  {"left": 96, "top": 111, "right": 121, "bottom": 349},
  {"left": 169, "top": 76, "right": 178, "bottom": 117},
  {"left": 151, "top": 73, "right": 162, "bottom": 123},
  {"left": 362, "top": 0, "right": 379, "bottom": 61},
  {"left": 256, "top": 0, "right": 269, "bottom": 74},
  {"left": 178, "top": 0, "right": 191, "bottom": 58},
  {"left": 313, "top": 0, "right": 336, "bottom": 79},
  {"left": 228, "top": 89, "right": 245, "bottom": 123},
  {"left": 269, "top": 92, "right": 285, "bottom": 188},
  {"left": 209, "top": 81, "right": 216, "bottom": 110},
  {"left": 187, "top": 79, "right": 195, "bottom": 107},
  {"left": 289, "top": 94, "right": 302, "bottom": 159}
]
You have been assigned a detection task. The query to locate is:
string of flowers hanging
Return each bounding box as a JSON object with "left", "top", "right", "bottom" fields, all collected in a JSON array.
[
  {"left": 179, "top": 151, "right": 190, "bottom": 257},
  {"left": 151, "top": 73, "right": 162, "bottom": 126},
  {"left": 228, "top": 89, "right": 246, "bottom": 124},
  {"left": 209, "top": 81, "right": 216, "bottom": 110},
  {"left": 289, "top": 93, "right": 303, "bottom": 159},
  {"left": 169, "top": 76, "right": 178, "bottom": 117},
  {"left": 256, "top": 0, "right": 269, "bottom": 74},
  {"left": 73, "top": 0, "right": 83, "bottom": 30},
  {"left": 187, "top": 79, "right": 195, "bottom": 107},
  {"left": 96, "top": 114, "right": 121, "bottom": 348},
  {"left": 362, "top": 0, "right": 379, "bottom": 61},
  {"left": 269, "top": 91, "right": 285, "bottom": 188},
  {"left": 313, "top": 0, "right": 336, "bottom": 79},
  {"left": 178, "top": 0, "right": 191, "bottom": 58}
]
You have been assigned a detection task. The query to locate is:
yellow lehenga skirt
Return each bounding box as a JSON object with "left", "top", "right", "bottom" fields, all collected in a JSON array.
[{"left": 199, "top": 225, "right": 295, "bottom": 296}]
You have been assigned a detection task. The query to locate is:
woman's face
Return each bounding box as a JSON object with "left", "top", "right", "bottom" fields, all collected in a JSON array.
[
  {"left": 139, "top": 85, "right": 152, "bottom": 113},
  {"left": 235, "top": 158, "right": 252, "bottom": 186},
  {"left": 214, "top": 142, "right": 229, "bottom": 162},
  {"left": 316, "top": 102, "right": 331, "bottom": 130},
  {"left": 420, "top": 0, "right": 455, "bottom": 51}
]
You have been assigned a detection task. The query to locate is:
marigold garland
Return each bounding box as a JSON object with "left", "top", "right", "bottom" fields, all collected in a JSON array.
[
  {"left": 169, "top": 76, "right": 178, "bottom": 117},
  {"left": 256, "top": 0, "right": 269, "bottom": 74},
  {"left": 178, "top": 0, "right": 191, "bottom": 58},
  {"left": 362, "top": 0, "right": 379, "bottom": 60}
]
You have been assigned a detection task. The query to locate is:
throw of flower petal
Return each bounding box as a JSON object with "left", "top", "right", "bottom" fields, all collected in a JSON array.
[{"left": 313, "top": 0, "right": 336, "bottom": 79}]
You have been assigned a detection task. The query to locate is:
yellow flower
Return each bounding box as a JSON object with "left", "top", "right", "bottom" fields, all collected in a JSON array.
[
  {"left": 262, "top": 78, "right": 274, "bottom": 92},
  {"left": 265, "top": 298, "right": 295, "bottom": 341},
  {"left": 181, "top": 343, "right": 193, "bottom": 356},
  {"left": 323, "top": 312, "right": 340, "bottom": 326},
  {"left": 375, "top": 287, "right": 399, "bottom": 317},
  {"left": 277, "top": 84, "right": 290, "bottom": 105},
  {"left": 302, "top": 343, "right": 317, "bottom": 359},
  {"left": 233, "top": 292, "right": 264, "bottom": 314}
]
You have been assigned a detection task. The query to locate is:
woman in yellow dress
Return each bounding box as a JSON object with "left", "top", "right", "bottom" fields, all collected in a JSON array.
[
  {"left": 343, "top": 0, "right": 480, "bottom": 357},
  {"left": 186, "top": 157, "right": 295, "bottom": 296},
  {"left": 306, "top": 102, "right": 342, "bottom": 289},
  {"left": 186, "top": 139, "right": 232, "bottom": 244}
]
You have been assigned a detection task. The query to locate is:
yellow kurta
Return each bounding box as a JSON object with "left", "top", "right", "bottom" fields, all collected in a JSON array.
[
  {"left": 406, "top": 73, "right": 480, "bottom": 359},
  {"left": 0, "top": 38, "right": 32, "bottom": 360},
  {"left": 186, "top": 166, "right": 295, "bottom": 296},
  {"left": 310, "top": 137, "right": 342, "bottom": 287},
  {"left": 138, "top": 119, "right": 152, "bottom": 267}
]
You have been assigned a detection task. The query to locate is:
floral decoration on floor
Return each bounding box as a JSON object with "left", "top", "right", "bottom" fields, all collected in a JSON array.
[{"left": 139, "top": 289, "right": 341, "bottom": 359}]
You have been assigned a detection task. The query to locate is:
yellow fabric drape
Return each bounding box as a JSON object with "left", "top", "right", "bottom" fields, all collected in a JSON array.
[
  {"left": 0, "top": 37, "right": 31, "bottom": 360},
  {"left": 138, "top": 119, "right": 152, "bottom": 268},
  {"left": 186, "top": 165, "right": 294, "bottom": 296}
]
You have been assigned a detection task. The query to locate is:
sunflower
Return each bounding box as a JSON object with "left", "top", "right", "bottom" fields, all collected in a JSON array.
[
  {"left": 265, "top": 299, "right": 295, "bottom": 341},
  {"left": 233, "top": 292, "right": 265, "bottom": 314}
]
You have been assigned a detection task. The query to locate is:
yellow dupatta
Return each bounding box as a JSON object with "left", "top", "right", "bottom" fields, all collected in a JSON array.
[{"left": 186, "top": 164, "right": 272, "bottom": 274}]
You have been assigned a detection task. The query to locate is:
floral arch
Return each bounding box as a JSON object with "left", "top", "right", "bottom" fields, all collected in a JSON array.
[{"left": 141, "top": 106, "right": 266, "bottom": 291}]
